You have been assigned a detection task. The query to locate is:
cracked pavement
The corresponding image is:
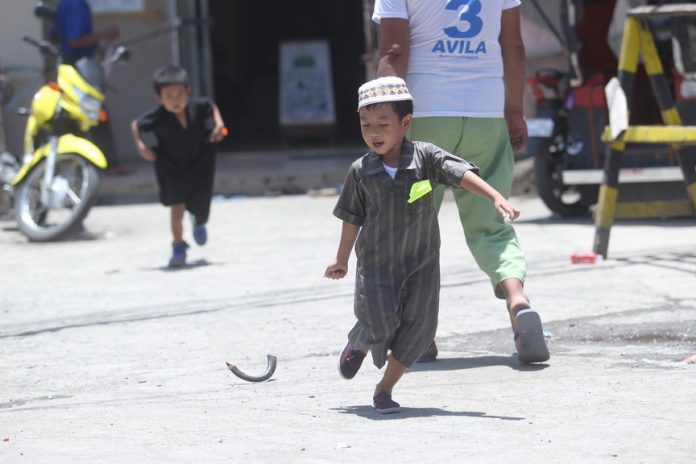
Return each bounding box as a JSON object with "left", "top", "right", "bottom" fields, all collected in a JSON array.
[{"left": 1, "top": 193, "right": 695, "bottom": 463}]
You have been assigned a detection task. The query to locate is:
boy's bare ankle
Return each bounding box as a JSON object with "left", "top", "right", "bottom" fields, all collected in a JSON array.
[
  {"left": 507, "top": 301, "right": 530, "bottom": 316},
  {"left": 374, "top": 384, "right": 393, "bottom": 396}
]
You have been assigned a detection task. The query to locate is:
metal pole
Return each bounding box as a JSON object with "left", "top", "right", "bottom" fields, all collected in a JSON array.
[
  {"left": 168, "top": 0, "right": 180, "bottom": 66},
  {"left": 0, "top": 75, "right": 8, "bottom": 154},
  {"left": 362, "top": 0, "right": 377, "bottom": 80},
  {"left": 561, "top": 0, "right": 583, "bottom": 87},
  {"left": 527, "top": 0, "right": 566, "bottom": 49},
  {"left": 198, "top": 0, "right": 214, "bottom": 99},
  {"left": 593, "top": 17, "right": 641, "bottom": 258}
]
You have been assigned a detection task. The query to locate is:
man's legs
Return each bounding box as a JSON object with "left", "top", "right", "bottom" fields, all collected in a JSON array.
[
  {"left": 410, "top": 117, "right": 548, "bottom": 362},
  {"left": 409, "top": 118, "right": 464, "bottom": 360}
]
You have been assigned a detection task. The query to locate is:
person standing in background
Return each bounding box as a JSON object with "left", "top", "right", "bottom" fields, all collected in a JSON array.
[
  {"left": 53, "top": 0, "right": 119, "bottom": 64},
  {"left": 52, "top": 0, "right": 130, "bottom": 175},
  {"left": 372, "top": 0, "right": 549, "bottom": 364}
]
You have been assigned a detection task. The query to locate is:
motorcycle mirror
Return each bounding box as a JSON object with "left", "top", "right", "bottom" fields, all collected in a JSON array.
[
  {"left": 34, "top": 1, "right": 56, "bottom": 21},
  {"left": 109, "top": 46, "right": 132, "bottom": 64}
]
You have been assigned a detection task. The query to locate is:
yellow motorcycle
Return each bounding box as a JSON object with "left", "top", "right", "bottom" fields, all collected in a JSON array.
[{"left": 7, "top": 33, "right": 128, "bottom": 241}]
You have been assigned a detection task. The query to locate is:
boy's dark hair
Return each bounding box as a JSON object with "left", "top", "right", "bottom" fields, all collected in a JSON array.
[
  {"left": 363, "top": 100, "right": 413, "bottom": 120},
  {"left": 152, "top": 65, "right": 189, "bottom": 94}
]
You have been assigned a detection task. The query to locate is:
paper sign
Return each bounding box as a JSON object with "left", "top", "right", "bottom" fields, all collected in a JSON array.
[{"left": 279, "top": 40, "right": 336, "bottom": 126}]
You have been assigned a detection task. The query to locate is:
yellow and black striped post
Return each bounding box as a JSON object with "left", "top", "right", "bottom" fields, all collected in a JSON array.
[
  {"left": 593, "top": 16, "right": 640, "bottom": 258},
  {"left": 634, "top": 15, "right": 696, "bottom": 213},
  {"left": 593, "top": 11, "right": 696, "bottom": 257}
]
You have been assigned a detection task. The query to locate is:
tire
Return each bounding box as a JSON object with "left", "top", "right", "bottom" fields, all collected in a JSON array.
[
  {"left": 533, "top": 139, "right": 598, "bottom": 218},
  {"left": 14, "top": 153, "right": 100, "bottom": 241}
]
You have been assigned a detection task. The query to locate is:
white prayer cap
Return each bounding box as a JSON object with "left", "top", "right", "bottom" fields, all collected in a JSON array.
[{"left": 357, "top": 76, "right": 412, "bottom": 110}]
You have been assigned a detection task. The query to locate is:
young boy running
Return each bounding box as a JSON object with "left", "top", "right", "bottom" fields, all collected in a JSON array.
[
  {"left": 131, "top": 65, "right": 225, "bottom": 267},
  {"left": 325, "top": 76, "right": 520, "bottom": 413}
]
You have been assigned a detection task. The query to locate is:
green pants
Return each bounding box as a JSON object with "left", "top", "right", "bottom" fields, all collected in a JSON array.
[{"left": 409, "top": 117, "right": 526, "bottom": 298}]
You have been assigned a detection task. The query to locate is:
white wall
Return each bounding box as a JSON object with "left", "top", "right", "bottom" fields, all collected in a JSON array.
[{"left": 0, "top": 0, "right": 44, "bottom": 155}]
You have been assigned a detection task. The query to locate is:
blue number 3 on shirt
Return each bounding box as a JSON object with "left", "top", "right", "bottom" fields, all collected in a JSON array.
[{"left": 444, "top": 0, "right": 483, "bottom": 38}]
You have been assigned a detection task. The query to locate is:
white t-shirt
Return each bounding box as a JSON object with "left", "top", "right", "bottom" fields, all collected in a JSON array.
[
  {"left": 373, "top": 0, "right": 521, "bottom": 118},
  {"left": 382, "top": 162, "right": 398, "bottom": 179}
]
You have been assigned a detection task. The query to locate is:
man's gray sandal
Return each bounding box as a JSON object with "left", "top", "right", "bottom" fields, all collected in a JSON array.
[{"left": 514, "top": 309, "right": 550, "bottom": 363}]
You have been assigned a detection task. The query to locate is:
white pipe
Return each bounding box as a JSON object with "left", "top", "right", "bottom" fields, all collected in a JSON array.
[{"left": 168, "top": 0, "right": 180, "bottom": 65}]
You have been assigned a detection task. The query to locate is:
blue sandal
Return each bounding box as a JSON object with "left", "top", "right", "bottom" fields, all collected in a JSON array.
[
  {"left": 193, "top": 223, "right": 207, "bottom": 245},
  {"left": 190, "top": 213, "right": 208, "bottom": 245},
  {"left": 169, "top": 241, "right": 189, "bottom": 268}
]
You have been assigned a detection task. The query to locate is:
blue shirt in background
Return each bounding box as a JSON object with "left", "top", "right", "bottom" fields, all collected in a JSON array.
[{"left": 53, "top": 0, "right": 95, "bottom": 61}]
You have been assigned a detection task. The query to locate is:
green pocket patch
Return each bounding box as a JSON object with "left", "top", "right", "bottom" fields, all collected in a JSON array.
[{"left": 408, "top": 179, "right": 432, "bottom": 204}]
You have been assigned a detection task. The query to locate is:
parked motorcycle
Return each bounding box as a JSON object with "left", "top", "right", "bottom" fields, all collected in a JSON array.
[
  {"left": 526, "top": 68, "right": 600, "bottom": 217},
  {"left": 0, "top": 4, "right": 129, "bottom": 241}
]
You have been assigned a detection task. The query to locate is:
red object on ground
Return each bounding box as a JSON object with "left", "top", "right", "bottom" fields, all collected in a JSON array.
[
  {"left": 570, "top": 252, "right": 599, "bottom": 264},
  {"left": 2, "top": 438, "right": 9, "bottom": 442}
]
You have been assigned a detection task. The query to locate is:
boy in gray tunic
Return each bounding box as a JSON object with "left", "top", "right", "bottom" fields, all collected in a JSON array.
[{"left": 325, "top": 76, "right": 520, "bottom": 414}]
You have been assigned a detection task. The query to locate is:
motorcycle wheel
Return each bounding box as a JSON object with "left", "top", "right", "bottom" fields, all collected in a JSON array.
[
  {"left": 14, "top": 153, "right": 100, "bottom": 241},
  {"left": 533, "top": 140, "right": 598, "bottom": 218}
]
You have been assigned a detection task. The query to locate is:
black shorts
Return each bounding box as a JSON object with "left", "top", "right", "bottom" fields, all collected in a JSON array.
[{"left": 154, "top": 151, "right": 216, "bottom": 224}]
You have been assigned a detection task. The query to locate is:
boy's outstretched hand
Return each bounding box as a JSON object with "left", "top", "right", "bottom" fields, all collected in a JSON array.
[
  {"left": 495, "top": 197, "right": 520, "bottom": 223},
  {"left": 210, "top": 125, "right": 227, "bottom": 143},
  {"left": 324, "top": 260, "right": 348, "bottom": 280},
  {"left": 137, "top": 146, "right": 157, "bottom": 162}
]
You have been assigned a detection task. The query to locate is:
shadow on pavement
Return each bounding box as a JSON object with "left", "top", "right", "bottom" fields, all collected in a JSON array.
[
  {"left": 0, "top": 224, "right": 102, "bottom": 241},
  {"left": 409, "top": 355, "right": 549, "bottom": 372},
  {"left": 144, "top": 259, "right": 217, "bottom": 272},
  {"left": 515, "top": 215, "right": 696, "bottom": 229},
  {"left": 333, "top": 405, "right": 525, "bottom": 421}
]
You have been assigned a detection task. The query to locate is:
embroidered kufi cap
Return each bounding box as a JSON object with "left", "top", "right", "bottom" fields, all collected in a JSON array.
[{"left": 357, "top": 76, "right": 412, "bottom": 110}]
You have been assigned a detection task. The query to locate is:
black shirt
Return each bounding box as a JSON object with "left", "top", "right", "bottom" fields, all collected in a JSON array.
[{"left": 136, "top": 97, "right": 215, "bottom": 171}]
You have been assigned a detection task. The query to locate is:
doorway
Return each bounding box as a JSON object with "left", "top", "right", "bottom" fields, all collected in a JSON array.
[{"left": 209, "top": 0, "right": 366, "bottom": 150}]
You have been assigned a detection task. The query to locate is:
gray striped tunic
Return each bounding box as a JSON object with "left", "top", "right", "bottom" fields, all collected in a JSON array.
[{"left": 334, "top": 140, "right": 479, "bottom": 368}]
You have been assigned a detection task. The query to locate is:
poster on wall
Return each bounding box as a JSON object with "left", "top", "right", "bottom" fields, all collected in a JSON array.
[
  {"left": 90, "top": 0, "right": 145, "bottom": 14},
  {"left": 279, "top": 40, "right": 336, "bottom": 127}
]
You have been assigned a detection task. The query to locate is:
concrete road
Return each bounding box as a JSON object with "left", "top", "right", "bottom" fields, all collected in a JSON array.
[{"left": 1, "top": 193, "right": 695, "bottom": 463}]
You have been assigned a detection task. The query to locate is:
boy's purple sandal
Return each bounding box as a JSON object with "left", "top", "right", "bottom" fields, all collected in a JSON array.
[
  {"left": 373, "top": 392, "right": 401, "bottom": 414},
  {"left": 338, "top": 342, "right": 366, "bottom": 379},
  {"left": 514, "top": 309, "right": 550, "bottom": 363},
  {"left": 169, "top": 241, "right": 189, "bottom": 268}
]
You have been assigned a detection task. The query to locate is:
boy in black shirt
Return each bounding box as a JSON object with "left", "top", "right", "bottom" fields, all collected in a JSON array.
[{"left": 131, "top": 65, "right": 226, "bottom": 267}]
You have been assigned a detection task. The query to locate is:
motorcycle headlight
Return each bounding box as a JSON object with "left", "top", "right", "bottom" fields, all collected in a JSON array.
[{"left": 73, "top": 85, "right": 102, "bottom": 122}]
